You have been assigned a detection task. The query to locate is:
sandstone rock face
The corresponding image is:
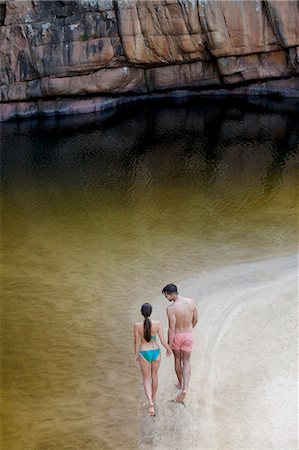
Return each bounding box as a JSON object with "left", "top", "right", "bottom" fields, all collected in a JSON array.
[
  {"left": 0, "top": 0, "right": 298, "bottom": 120},
  {"left": 147, "top": 61, "right": 220, "bottom": 91},
  {"left": 116, "top": 0, "right": 208, "bottom": 64}
]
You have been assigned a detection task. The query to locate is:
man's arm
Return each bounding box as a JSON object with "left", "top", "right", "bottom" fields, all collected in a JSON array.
[
  {"left": 167, "top": 306, "right": 176, "bottom": 347},
  {"left": 192, "top": 303, "right": 198, "bottom": 328}
]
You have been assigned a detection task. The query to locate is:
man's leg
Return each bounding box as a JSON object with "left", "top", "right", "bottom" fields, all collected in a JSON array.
[
  {"left": 182, "top": 351, "right": 191, "bottom": 392},
  {"left": 175, "top": 351, "right": 191, "bottom": 402},
  {"left": 173, "top": 349, "right": 183, "bottom": 389}
]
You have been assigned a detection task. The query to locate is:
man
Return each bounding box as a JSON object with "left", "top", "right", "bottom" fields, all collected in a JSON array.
[{"left": 162, "top": 283, "right": 198, "bottom": 402}]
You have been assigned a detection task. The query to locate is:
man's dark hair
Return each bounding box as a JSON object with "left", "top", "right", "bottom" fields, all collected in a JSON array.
[{"left": 162, "top": 283, "right": 178, "bottom": 295}]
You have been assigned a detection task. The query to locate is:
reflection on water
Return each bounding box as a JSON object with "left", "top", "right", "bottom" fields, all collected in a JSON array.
[{"left": 1, "top": 98, "right": 298, "bottom": 449}]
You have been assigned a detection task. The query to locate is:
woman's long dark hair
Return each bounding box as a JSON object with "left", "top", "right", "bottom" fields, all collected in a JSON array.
[{"left": 141, "top": 303, "right": 152, "bottom": 342}]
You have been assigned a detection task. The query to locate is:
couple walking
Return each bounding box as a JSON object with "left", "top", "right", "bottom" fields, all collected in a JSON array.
[{"left": 134, "top": 284, "right": 198, "bottom": 416}]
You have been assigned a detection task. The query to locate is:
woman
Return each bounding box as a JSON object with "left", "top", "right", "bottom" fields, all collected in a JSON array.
[{"left": 134, "top": 303, "right": 172, "bottom": 416}]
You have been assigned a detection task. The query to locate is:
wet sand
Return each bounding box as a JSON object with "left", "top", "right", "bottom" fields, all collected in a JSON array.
[{"left": 141, "top": 253, "right": 298, "bottom": 449}]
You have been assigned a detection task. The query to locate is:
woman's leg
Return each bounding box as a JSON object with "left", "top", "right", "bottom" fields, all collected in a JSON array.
[
  {"left": 139, "top": 356, "right": 154, "bottom": 415},
  {"left": 151, "top": 357, "right": 161, "bottom": 402}
]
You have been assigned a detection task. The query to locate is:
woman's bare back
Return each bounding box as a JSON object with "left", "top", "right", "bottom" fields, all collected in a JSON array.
[{"left": 135, "top": 320, "right": 160, "bottom": 350}]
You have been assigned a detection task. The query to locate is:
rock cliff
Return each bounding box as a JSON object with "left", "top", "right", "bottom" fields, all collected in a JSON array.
[{"left": 0, "top": 0, "right": 298, "bottom": 121}]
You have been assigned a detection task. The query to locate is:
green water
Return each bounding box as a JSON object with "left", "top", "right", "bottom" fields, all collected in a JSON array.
[{"left": 1, "top": 98, "right": 298, "bottom": 449}]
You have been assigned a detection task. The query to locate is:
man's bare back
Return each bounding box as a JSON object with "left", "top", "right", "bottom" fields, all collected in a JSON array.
[{"left": 167, "top": 295, "right": 197, "bottom": 333}]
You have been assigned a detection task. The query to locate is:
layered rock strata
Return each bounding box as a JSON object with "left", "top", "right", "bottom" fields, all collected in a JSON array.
[{"left": 0, "top": 0, "right": 298, "bottom": 121}]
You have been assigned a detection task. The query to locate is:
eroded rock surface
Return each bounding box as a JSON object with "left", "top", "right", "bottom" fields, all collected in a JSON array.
[{"left": 0, "top": 0, "right": 298, "bottom": 120}]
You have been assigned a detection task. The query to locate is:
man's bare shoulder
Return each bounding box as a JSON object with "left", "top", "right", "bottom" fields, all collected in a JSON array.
[
  {"left": 182, "top": 296, "right": 195, "bottom": 304},
  {"left": 166, "top": 303, "right": 175, "bottom": 314}
]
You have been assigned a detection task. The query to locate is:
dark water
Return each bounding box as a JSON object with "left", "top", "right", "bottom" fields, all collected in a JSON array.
[{"left": 1, "top": 97, "right": 298, "bottom": 449}]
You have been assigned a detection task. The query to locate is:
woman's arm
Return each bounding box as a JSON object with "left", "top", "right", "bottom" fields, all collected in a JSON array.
[
  {"left": 157, "top": 322, "right": 173, "bottom": 356},
  {"left": 134, "top": 324, "right": 140, "bottom": 362}
]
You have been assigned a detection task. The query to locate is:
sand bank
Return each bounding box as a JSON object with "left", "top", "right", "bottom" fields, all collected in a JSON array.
[{"left": 141, "top": 253, "right": 298, "bottom": 449}]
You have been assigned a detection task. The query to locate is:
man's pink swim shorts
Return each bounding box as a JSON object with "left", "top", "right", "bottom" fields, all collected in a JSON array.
[{"left": 171, "top": 331, "right": 193, "bottom": 352}]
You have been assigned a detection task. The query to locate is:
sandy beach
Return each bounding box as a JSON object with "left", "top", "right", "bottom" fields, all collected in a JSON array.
[{"left": 140, "top": 253, "right": 298, "bottom": 449}]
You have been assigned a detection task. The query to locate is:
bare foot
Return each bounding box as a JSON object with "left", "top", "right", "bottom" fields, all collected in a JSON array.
[
  {"left": 175, "top": 390, "right": 186, "bottom": 402},
  {"left": 149, "top": 403, "right": 155, "bottom": 416}
]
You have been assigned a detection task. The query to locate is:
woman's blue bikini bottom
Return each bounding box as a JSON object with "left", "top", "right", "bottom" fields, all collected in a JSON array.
[{"left": 139, "top": 348, "right": 160, "bottom": 362}]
